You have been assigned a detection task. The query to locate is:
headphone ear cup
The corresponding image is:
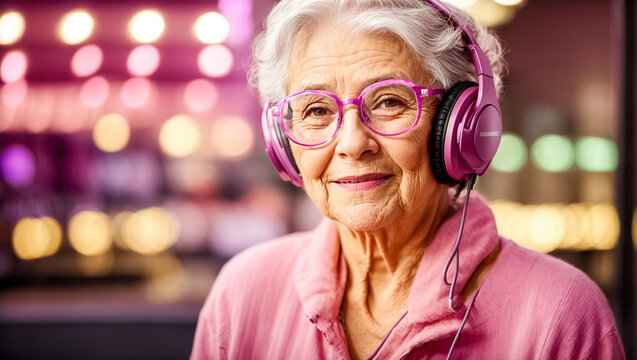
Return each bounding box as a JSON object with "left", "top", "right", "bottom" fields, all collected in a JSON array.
[
  {"left": 273, "top": 121, "right": 300, "bottom": 175},
  {"left": 261, "top": 104, "right": 303, "bottom": 186},
  {"left": 430, "top": 81, "right": 477, "bottom": 185}
]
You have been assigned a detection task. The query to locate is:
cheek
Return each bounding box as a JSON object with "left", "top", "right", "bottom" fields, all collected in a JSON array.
[
  {"left": 290, "top": 144, "right": 333, "bottom": 211},
  {"left": 291, "top": 144, "right": 332, "bottom": 180}
]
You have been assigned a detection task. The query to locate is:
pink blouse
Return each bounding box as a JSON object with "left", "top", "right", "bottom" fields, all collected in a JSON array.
[{"left": 191, "top": 194, "right": 624, "bottom": 359}]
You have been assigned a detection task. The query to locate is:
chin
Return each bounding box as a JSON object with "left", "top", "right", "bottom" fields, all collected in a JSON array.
[{"left": 331, "top": 203, "right": 397, "bottom": 232}]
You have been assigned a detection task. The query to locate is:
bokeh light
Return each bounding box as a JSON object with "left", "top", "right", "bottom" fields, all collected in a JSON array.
[
  {"left": 531, "top": 134, "right": 574, "bottom": 172},
  {"left": 210, "top": 116, "right": 254, "bottom": 160},
  {"left": 194, "top": 12, "right": 230, "bottom": 44},
  {"left": 0, "top": 11, "right": 25, "bottom": 45},
  {"left": 1, "top": 50, "right": 28, "bottom": 83},
  {"left": 183, "top": 79, "right": 218, "bottom": 112},
  {"left": 159, "top": 114, "right": 201, "bottom": 157},
  {"left": 575, "top": 136, "right": 618, "bottom": 172},
  {"left": 59, "top": 10, "right": 95, "bottom": 45},
  {"left": 198, "top": 45, "right": 233, "bottom": 78},
  {"left": 491, "top": 133, "right": 527, "bottom": 172},
  {"left": 68, "top": 211, "right": 112, "bottom": 256},
  {"left": 129, "top": 10, "right": 165, "bottom": 44},
  {"left": 71, "top": 44, "right": 103, "bottom": 77},
  {"left": 111, "top": 211, "right": 133, "bottom": 250},
  {"left": 80, "top": 76, "right": 110, "bottom": 108},
  {"left": 465, "top": 0, "right": 516, "bottom": 27},
  {"left": 1, "top": 79, "right": 28, "bottom": 107},
  {"left": 126, "top": 45, "right": 161, "bottom": 77},
  {"left": 12, "top": 217, "right": 63, "bottom": 260},
  {"left": 493, "top": 0, "right": 524, "bottom": 5},
  {"left": 120, "top": 77, "right": 152, "bottom": 108},
  {"left": 440, "top": 0, "right": 479, "bottom": 10},
  {"left": 1, "top": 144, "right": 36, "bottom": 187},
  {"left": 122, "top": 207, "right": 179, "bottom": 255},
  {"left": 491, "top": 201, "right": 620, "bottom": 252},
  {"left": 93, "top": 113, "right": 131, "bottom": 153},
  {"left": 584, "top": 203, "right": 619, "bottom": 250}
]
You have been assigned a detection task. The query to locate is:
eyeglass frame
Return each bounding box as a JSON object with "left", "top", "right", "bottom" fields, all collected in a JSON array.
[{"left": 268, "top": 78, "right": 445, "bottom": 147}]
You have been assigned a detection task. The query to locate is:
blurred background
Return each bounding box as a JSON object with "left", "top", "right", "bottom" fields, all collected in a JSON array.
[{"left": 0, "top": 0, "right": 634, "bottom": 359}]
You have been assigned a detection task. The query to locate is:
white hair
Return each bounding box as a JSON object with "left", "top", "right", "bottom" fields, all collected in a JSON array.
[{"left": 249, "top": 0, "right": 506, "bottom": 103}]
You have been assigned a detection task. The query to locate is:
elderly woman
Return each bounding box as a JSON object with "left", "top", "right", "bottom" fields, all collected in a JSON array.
[{"left": 191, "top": 0, "right": 624, "bottom": 359}]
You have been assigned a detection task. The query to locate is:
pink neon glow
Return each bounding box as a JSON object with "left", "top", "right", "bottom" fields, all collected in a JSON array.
[
  {"left": 120, "top": 77, "right": 152, "bottom": 108},
  {"left": 1, "top": 50, "right": 28, "bottom": 83},
  {"left": 1, "top": 79, "right": 28, "bottom": 107},
  {"left": 198, "top": 45, "right": 233, "bottom": 78},
  {"left": 183, "top": 79, "right": 218, "bottom": 113},
  {"left": 219, "top": 0, "right": 253, "bottom": 45},
  {"left": 71, "top": 44, "right": 103, "bottom": 77},
  {"left": 127, "top": 45, "right": 161, "bottom": 77},
  {"left": 80, "top": 76, "right": 110, "bottom": 108}
]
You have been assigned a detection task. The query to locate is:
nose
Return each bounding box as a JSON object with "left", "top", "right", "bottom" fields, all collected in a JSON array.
[{"left": 334, "top": 105, "right": 379, "bottom": 160}]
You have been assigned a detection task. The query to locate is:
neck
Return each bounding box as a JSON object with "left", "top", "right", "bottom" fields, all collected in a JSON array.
[{"left": 337, "top": 186, "right": 451, "bottom": 329}]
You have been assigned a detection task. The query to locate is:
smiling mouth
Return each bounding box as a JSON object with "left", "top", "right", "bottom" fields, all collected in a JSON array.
[{"left": 334, "top": 173, "right": 392, "bottom": 183}]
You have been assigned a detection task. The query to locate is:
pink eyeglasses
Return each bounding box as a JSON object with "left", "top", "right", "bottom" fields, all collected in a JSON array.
[{"left": 268, "top": 78, "right": 445, "bottom": 147}]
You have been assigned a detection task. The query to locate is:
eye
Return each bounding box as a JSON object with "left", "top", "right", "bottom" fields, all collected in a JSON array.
[
  {"left": 381, "top": 97, "right": 404, "bottom": 108},
  {"left": 304, "top": 105, "right": 332, "bottom": 118},
  {"left": 376, "top": 95, "right": 407, "bottom": 109}
]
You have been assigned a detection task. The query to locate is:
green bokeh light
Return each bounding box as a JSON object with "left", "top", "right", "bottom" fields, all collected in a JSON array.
[
  {"left": 491, "top": 133, "right": 527, "bottom": 172},
  {"left": 531, "top": 134, "right": 574, "bottom": 172},
  {"left": 575, "top": 136, "right": 618, "bottom": 172}
]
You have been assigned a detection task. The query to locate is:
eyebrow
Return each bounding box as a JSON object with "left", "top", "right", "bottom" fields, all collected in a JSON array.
[{"left": 295, "top": 73, "right": 407, "bottom": 94}]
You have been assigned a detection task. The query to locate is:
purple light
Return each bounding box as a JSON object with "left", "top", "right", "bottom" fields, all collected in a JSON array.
[{"left": 1, "top": 144, "right": 36, "bottom": 187}]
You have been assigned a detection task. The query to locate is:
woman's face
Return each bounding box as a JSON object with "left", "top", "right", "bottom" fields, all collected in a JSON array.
[{"left": 287, "top": 26, "right": 444, "bottom": 231}]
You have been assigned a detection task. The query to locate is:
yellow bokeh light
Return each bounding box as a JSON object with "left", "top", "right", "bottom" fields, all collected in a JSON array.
[
  {"left": 68, "top": 211, "right": 112, "bottom": 256},
  {"left": 59, "top": 10, "right": 95, "bottom": 45},
  {"left": 559, "top": 203, "right": 587, "bottom": 249},
  {"left": 12, "top": 217, "right": 63, "bottom": 260},
  {"left": 493, "top": 0, "right": 524, "bottom": 6},
  {"left": 585, "top": 203, "right": 619, "bottom": 250},
  {"left": 129, "top": 10, "right": 165, "bottom": 44},
  {"left": 93, "top": 113, "right": 131, "bottom": 153},
  {"left": 466, "top": 0, "right": 516, "bottom": 27},
  {"left": 194, "top": 12, "right": 229, "bottom": 44},
  {"left": 111, "top": 211, "right": 133, "bottom": 250},
  {"left": 123, "top": 207, "right": 179, "bottom": 255},
  {"left": 0, "top": 11, "right": 25, "bottom": 45},
  {"left": 210, "top": 116, "right": 254, "bottom": 160},
  {"left": 159, "top": 114, "right": 201, "bottom": 157},
  {"left": 527, "top": 205, "right": 564, "bottom": 253}
]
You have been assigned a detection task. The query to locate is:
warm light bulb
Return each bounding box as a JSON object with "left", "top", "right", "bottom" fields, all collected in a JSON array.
[
  {"left": 0, "top": 11, "right": 26, "bottom": 45},
  {"left": 59, "top": 10, "right": 95, "bottom": 45},
  {"left": 194, "top": 12, "right": 230, "bottom": 44},
  {"left": 129, "top": 10, "right": 165, "bottom": 43}
]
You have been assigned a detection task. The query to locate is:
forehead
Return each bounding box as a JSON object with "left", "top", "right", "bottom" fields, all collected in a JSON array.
[{"left": 287, "top": 26, "right": 426, "bottom": 95}]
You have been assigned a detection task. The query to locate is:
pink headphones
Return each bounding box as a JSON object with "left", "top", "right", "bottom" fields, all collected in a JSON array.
[{"left": 261, "top": 0, "right": 502, "bottom": 187}]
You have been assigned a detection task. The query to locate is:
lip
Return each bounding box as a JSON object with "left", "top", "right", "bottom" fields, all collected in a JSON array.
[{"left": 333, "top": 173, "right": 392, "bottom": 190}]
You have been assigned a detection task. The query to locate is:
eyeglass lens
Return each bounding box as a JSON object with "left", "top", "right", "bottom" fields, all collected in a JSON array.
[{"left": 282, "top": 84, "right": 419, "bottom": 146}]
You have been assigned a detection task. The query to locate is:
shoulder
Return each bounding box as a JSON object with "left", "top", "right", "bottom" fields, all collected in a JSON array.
[
  {"left": 498, "top": 238, "right": 606, "bottom": 305},
  {"left": 494, "top": 238, "right": 624, "bottom": 358}
]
